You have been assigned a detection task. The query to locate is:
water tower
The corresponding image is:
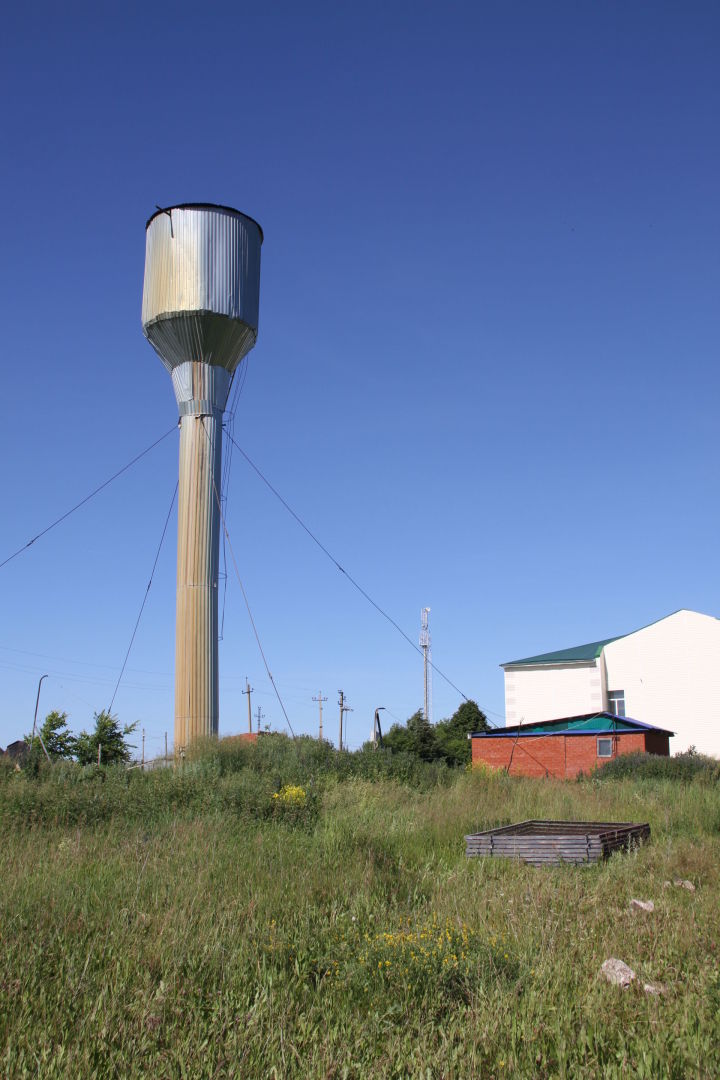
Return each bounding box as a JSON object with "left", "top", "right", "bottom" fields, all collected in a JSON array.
[{"left": 141, "top": 204, "right": 263, "bottom": 753}]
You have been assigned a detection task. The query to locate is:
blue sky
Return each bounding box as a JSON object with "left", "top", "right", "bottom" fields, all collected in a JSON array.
[{"left": 1, "top": 2, "right": 718, "bottom": 753}]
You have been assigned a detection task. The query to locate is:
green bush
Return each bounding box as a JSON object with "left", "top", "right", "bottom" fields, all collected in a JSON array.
[
  {"left": 589, "top": 750, "right": 720, "bottom": 783},
  {"left": 0, "top": 731, "right": 455, "bottom": 831},
  {"left": 189, "top": 733, "right": 453, "bottom": 790}
]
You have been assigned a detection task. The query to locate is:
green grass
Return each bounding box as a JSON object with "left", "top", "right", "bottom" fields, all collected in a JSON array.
[{"left": 1, "top": 743, "right": 719, "bottom": 1077}]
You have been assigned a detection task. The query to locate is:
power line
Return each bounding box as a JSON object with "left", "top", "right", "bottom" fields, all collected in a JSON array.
[
  {"left": 108, "top": 481, "right": 178, "bottom": 712},
  {"left": 226, "top": 433, "right": 475, "bottom": 708},
  {"left": 0, "top": 642, "right": 172, "bottom": 676},
  {"left": 0, "top": 426, "right": 177, "bottom": 572},
  {"left": 0, "top": 659, "right": 170, "bottom": 693}
]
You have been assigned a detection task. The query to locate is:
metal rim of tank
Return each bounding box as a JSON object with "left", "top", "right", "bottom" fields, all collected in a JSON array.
[{"left": 145, "top": 203, "right": 264, "bottom": 243}]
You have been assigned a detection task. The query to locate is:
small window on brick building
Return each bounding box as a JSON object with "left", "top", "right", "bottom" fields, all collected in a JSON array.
[
  {"left": 597, "top": 737, "right": 613, "bottom": 758},
  {"left": 607, "top": 690, "right": 625, "bottom": 716}
]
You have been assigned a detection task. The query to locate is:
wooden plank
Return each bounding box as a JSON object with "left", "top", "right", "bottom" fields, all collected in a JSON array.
[{"left": 465, "top": 819, "right": 650, "bottom": 866}]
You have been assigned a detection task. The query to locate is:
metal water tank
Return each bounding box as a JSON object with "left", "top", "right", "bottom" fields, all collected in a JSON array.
[{"left": 142, "top": 204, "right": 263, "bottom": 752}]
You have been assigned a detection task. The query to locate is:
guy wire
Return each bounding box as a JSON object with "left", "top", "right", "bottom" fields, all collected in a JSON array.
[
  {"left": 226, "top": 433, "right": 476, "bottom": 708},
  {"left": 108, "top": 480, "right": 178, "bottom": 713},
  {"left": 0, "top": 426, "right": 176, "bottom": 572},
  {"left": 200, "top": 418, "right": 296, "bottom": 739}
]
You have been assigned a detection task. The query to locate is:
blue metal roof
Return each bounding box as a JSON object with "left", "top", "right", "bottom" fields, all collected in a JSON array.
[{"left": 470, "top": 712, "right": 674, "bottom": 738}]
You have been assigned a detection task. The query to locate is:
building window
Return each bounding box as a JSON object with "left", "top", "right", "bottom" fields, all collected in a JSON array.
[
  {"left": 607, "top": 690, "right": 626, "bottom": 716},
  {"left": 597, "top": 737, "right": 613, "bottom": 758}
]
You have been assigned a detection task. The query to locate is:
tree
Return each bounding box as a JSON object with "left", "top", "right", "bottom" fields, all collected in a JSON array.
[
  {"left": 406, "top": 709, "right": 439, "bottom": 762},
  {"left": 382, "top": 721, "right": 413, "bottom": 756},
  {"left": 74, "top": 711, "right": 138, "bottom": 766},
  {"left": 434, "top": 700, "right": 489, "bottom": 766},
  {"left": 383, "top": 709, "right": 439, "bottom": 762},
  {"left": 383, "top": 701, "right": 489, "bottom": 767},
  {"left": 24, "top": 710, "right": 74, "bottom": 770}
]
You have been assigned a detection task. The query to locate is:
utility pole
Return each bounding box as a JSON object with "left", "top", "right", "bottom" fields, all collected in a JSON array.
[
  {"left": 142, "top": 728, "right": 145, "bottom": 771},
  {"left": 420, "top": 607, "right": 432, "bottom": 723},
  {"left": 373, "top": 707, "right": 385, "bottom": 748},
  {"left": 165, "top": 731, "right": 168, "bottom": 766},
  {"left": 243, "top": 679, "right": 254, "bottom": 733},
  {"left": 255, "top": 705, "right": 265, "bottom": 731},
  {"left": 338, "top": 690, "right": 353, "bottom": 751},
  {"left": 312, "top": 691, "right": 327, "bottom": 741},
  {"left": 31, "top": 674, "right": 49, "bottom": 745}
]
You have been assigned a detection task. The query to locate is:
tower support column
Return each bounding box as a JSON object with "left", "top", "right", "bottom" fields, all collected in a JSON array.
[{"left": 172, "top": 362, "right": 231, "bottom": 753}]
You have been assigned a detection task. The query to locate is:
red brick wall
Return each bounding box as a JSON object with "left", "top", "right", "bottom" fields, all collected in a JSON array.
[{"left": 471, "top": 730, "right": 665, "bottom": 779}]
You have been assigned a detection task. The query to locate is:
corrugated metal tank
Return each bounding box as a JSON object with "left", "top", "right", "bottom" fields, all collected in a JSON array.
[
  {"left": 142, "top": 204, "right": 263, "bottom": 754},
  {"left": 142, "top": 203, "right": 262, "bottom": 373}
]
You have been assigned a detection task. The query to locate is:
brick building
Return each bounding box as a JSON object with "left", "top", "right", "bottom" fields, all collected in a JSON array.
[
  {"left": 502, "top": 610, "right": 719, "bottom": 756},
  {"left": 470, "top": 713, "right": 672, "bottom": 780}
]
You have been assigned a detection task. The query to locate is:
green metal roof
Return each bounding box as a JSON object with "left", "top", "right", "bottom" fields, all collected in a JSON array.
[
  {"left": 516, "top": 714, "right": 637, "bottom": 735},
  {"left": 502, "top": 610, "right": 713, "bottom": 668},
  {"left": 502, "top": 635, "right": 622, "bottom": 667}
]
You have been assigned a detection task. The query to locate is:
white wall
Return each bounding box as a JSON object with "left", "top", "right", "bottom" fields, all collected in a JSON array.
[
  {"left": 504, "top": 661, "right": 603, "bottom": 725},
  {"left": 602, "top": 609, "right": 720, "bottom": 757}
]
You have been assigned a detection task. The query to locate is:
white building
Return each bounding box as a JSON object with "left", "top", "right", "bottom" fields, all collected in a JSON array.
[{"left": 502, "top": 609, "right": 720, "bottom": 757}]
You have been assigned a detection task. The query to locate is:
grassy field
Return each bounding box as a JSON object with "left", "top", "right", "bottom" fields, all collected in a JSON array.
[{"left": 0, "top": 740, "right": 718, "bottom": 1078}]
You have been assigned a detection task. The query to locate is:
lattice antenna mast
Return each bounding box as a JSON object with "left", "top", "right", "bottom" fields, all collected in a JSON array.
[{"left": 420, "top": 607, "right": 432, "bottom": 723}]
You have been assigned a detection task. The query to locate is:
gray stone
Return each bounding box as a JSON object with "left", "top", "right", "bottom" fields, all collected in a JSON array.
[
  {"left": 673, "top": 878, "right": 696, "bottom": 892},
  {"left": 629, "top": 899, "right": 655, "bottom": 913},
  {"left": 601, "top": 958, "right": 636, "bottom": 988}
]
